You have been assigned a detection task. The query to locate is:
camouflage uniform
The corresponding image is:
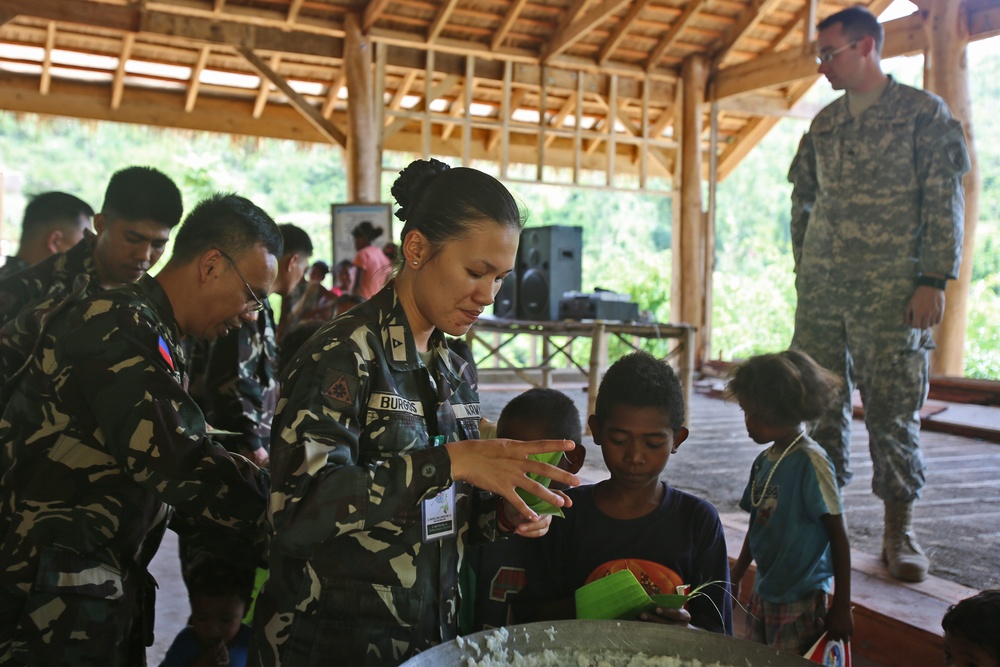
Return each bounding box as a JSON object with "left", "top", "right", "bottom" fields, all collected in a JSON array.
[
  {"left": 0, "top": 230, "right": 97, "bottom": 327},
  {"left": 174, "top": 303, "right": 279, "bottom": 584},
  {"left": 0, "top": 274, "right": 269, "bottom": 665},
  {"left": 202, "top": 301, "right": 279, "bottom": 458},
  {"left": 250, "top": 283, "right": 499, "bottom": 666},
  {"left": 788, "top": 76, "right": 968, "bottom": 502},
  {"left": 0, "top": 232, "right": 101, "bottom": 387},
  {"left": 0, "top": 257, "right": 29, "bottom": 282}
]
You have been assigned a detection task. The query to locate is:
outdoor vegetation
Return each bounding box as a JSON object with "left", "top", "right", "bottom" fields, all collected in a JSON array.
[{"left": 0, "top": 45, "right": 996, "bottom": 379}]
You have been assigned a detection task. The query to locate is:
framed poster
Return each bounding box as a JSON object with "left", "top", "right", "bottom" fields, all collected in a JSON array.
[{"left": 330, "top": 203, "right": 394, "bottom": 269}]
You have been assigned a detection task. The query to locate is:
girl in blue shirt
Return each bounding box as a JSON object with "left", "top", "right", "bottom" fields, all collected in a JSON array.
[{"left": 727, "top": 350, "right": 853, "bottom": 655}]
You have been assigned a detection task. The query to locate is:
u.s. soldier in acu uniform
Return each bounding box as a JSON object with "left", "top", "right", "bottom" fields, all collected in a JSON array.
[
  {"left": 788, "top": 6, "right": 969, "bottom": 583},
  {"left": 0, "top": 193, "right": 282, "bottom": 666},
  {"left": 249, "top": 159, "right": 579, "bottom": 667},
  {"left": 0, "top": 166, "right": 183, "bottom": 388}
]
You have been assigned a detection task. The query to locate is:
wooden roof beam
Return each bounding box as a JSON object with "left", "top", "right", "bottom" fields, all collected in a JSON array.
[
  {"left": 213, "top": 0, "right": 226, "bottom": 14},
  {"left": 491, "top": 0, "right": 529, "bottom": 51},
  {"left": 441, "top": 77, "right": 472, "bottom": 140},
  {"left": 598, "top": 0, "right": 651, "bottom": 66},
  {"left": 590, "top": 93, "right": 675, "bottom": 172},
  {"left": 763, "top": 2, "right": 812, "bottom": 54},
  {"left": 6, "top": 0, "right": 670, "bottom": 99},
  {"left": 5, "top": 0, "right": 138, "bottom": 32},
  {"left": 542, "top": 0, "right": 632, "bottom": 61},
  {"left": 713, "top": 0, "right": 784, "bottom": 65},
  {"left": 236, "top": 46, "right": 346, "bottom": 147},
  {"left": 646, "top": 0, "right": 707, "bottom": 72},
  {"left": 321, "top": 69, "right": 345, "bottom": 118},
  {"left": 111, "top": 32, "right": 135, "bottom": 110},
  {"left": 428, "top": 0, "right": 461, "bottom": 44},
  {"left": 715, "top": 93, "right": 821, "bottom": 119},
  {"left": 543, "top": 92, "right": 579, "bottom": 148},
  {"left": 40, "top": 21, "right": 56, "bottom": 95},
  {"left": 252, "top": 54, "right": 281, "bottom": 119},
  {"left": 185, "top": 45, "right": 211, "bottom": 112},
  {"left": 383, "top": 73, "right": 461, "bottom": 138},
  {"left": 388, "top": 70, "right": 418, "bottom": 110},
  {"left": 363, "top": 0, "right": 392, "bottom": 33},
  {"left": 384, "top": 69, "right": 419, "bottom": 126},
  {"left": 286, "top": 0, "right": 305, "bottom": 26},
  {"left": 486, "top": 87, "right": 526, "bottom": 153}
]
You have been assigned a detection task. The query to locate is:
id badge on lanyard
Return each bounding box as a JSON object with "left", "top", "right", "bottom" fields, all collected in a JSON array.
[{"left": 422, "top": 435, "right": 456, "bottom": 542}]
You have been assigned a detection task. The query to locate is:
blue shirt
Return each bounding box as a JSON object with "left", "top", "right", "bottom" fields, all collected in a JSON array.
[
  {"left": 160, "top": 624, "right": 251, "bottom": 667},
  {"left": 739, "top": 436, "right": 843, "bottom": 603}
]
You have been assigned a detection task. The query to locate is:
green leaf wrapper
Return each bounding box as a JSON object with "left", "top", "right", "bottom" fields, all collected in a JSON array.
[{"left": 514, "top": 450, "right": 566, "bottom": 517}]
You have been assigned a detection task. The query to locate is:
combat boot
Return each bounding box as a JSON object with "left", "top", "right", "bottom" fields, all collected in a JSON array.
[{"left": 882, "top": 500, "right": 929, "bottom": 582}]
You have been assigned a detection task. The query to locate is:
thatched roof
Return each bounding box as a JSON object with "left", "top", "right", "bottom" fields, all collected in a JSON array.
[{"left": 1, "top": 0, "right": 998, "bottom": 191}]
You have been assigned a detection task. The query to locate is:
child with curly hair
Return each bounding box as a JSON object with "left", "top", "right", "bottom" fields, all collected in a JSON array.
[{"left": 727, "top": 349, "right": 852, "bottom": 655}]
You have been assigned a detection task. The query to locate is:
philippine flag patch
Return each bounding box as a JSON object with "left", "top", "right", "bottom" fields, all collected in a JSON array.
[{"left": 158, "top": 335, "right": 174, "bottom": 371}]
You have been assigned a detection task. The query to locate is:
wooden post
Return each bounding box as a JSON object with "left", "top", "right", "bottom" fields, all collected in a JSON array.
[
  {"left": 585, "top": 321, "right": 608, "bottom": 435},
  {"left": 675, "top": 55, "right": 708, "bottom": 365},
  {"left": 918, "top": 0, "right": 980, "bottom": 376},
  {"left": 344, "top": 12, "right": 378, "bottom": 203}
]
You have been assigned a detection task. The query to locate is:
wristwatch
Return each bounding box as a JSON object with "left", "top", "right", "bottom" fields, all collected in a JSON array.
[{"left": 916, "top": 275, "right": 948, "bottom": 290}]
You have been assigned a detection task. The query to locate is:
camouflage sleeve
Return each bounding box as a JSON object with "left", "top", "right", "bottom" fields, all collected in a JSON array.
[
  {"left": 915, "top": 101, "right": 969, "bottom": 279},
  {"left": 0, "top": 298, "right": 47, "bottom": 387},
  {"left": 268, "top": 336, "right": 454, "bottom": 557},
  {"left": 67, "top": 303, "right": 268, "bottom": 530},
  {"left": 0, "top": 274, "right": 36, "bottom": 328},
  {"left": 0, "top": 276, "right": 91, "bottom": 388},
  {"left": 203, "top": 325, "right": 266, "bottom": 453},
  {"left": 787, "top": 131, "right": 817, "bottom": 273}
]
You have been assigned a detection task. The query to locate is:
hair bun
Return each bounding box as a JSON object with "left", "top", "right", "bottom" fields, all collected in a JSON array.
[{"left": 391, "top": 158, "right": 451, "bottom": 222}]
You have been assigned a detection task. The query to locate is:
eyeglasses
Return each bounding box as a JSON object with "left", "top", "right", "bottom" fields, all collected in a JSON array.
[
  {"left": 816, "top": 40, "right": 857, "bottom": 65},
  {"left": 216, "top": 248, "right": 265, "bottom": 314}
]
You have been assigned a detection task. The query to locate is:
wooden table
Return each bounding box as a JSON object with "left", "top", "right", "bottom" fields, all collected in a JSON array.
[{"left": 466, "top": 318, "right": 696, "bottom": 426}]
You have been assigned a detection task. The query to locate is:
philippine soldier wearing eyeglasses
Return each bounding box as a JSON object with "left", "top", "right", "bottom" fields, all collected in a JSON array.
[
  {"left": 249, "top": 159, "right": 579, "bottom": 666},
  {"left": 198, "top": 223, "right": 314, "bottom": 469},
  {"left": 788, "top": 6, "right": 970, "bottom": 583},
  {"left": 0, "top": 193, "right": 281, "bottom": 665}
]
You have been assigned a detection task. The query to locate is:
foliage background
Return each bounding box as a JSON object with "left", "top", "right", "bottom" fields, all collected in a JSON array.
[{"left": 0, "top": 44, "right": 996, "bottom": 378}]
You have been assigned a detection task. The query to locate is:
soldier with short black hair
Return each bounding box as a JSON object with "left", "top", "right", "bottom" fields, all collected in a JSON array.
[
  {"left": 0, "top": 191, "right": 94, "bottom": 280},
  {"left": 0, "top": 166, "right": 183, "bottom": 388},
  {"left": 0, "top": 193, "right": 281, "bottom": 665}
]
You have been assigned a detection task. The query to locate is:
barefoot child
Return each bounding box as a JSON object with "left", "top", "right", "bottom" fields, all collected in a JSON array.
[
  {"left": 727, "top": 350, "right": 853, "bottom": 655},
  {"left": 515, "top": 351, "right": 733, "bottom": 635}
]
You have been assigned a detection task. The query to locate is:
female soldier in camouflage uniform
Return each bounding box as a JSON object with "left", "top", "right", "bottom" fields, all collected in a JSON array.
[{"left": 250, "top": 159, "right": 578, "bottom": 666}]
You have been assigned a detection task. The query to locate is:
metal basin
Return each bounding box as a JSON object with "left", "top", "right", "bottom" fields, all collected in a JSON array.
[{"left": 401, "top": 620, "right": 815, "bottom": 666}]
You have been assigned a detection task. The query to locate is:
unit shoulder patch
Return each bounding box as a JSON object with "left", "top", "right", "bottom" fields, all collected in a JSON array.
[{"left": 323, "top": 369, "right": 359, "bottom": 408}]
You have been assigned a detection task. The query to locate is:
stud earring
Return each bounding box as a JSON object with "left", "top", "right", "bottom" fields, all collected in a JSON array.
[{"left": 412, "top": 260, "right": 418, "bottom": 266}]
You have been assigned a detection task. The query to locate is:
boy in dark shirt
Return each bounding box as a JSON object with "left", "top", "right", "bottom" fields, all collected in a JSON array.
[
  {"left": 459, "top": 388, "right": 584, "bottom": 632},
  {"left": 516, "top": 351, "right": 733, "bottom": 635}
]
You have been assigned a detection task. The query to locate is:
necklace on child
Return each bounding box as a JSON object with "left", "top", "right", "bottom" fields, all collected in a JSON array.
[{"left": 750, "top": 431, "right": 805, "bottom": 508}]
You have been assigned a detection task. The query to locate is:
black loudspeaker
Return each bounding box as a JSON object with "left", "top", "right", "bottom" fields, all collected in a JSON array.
[
  {"left": 517, "top": 226, "right": 583, "bottom": 321},
  {"left": 493, "top": 268, "right": 517, "bottom": 318}
]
